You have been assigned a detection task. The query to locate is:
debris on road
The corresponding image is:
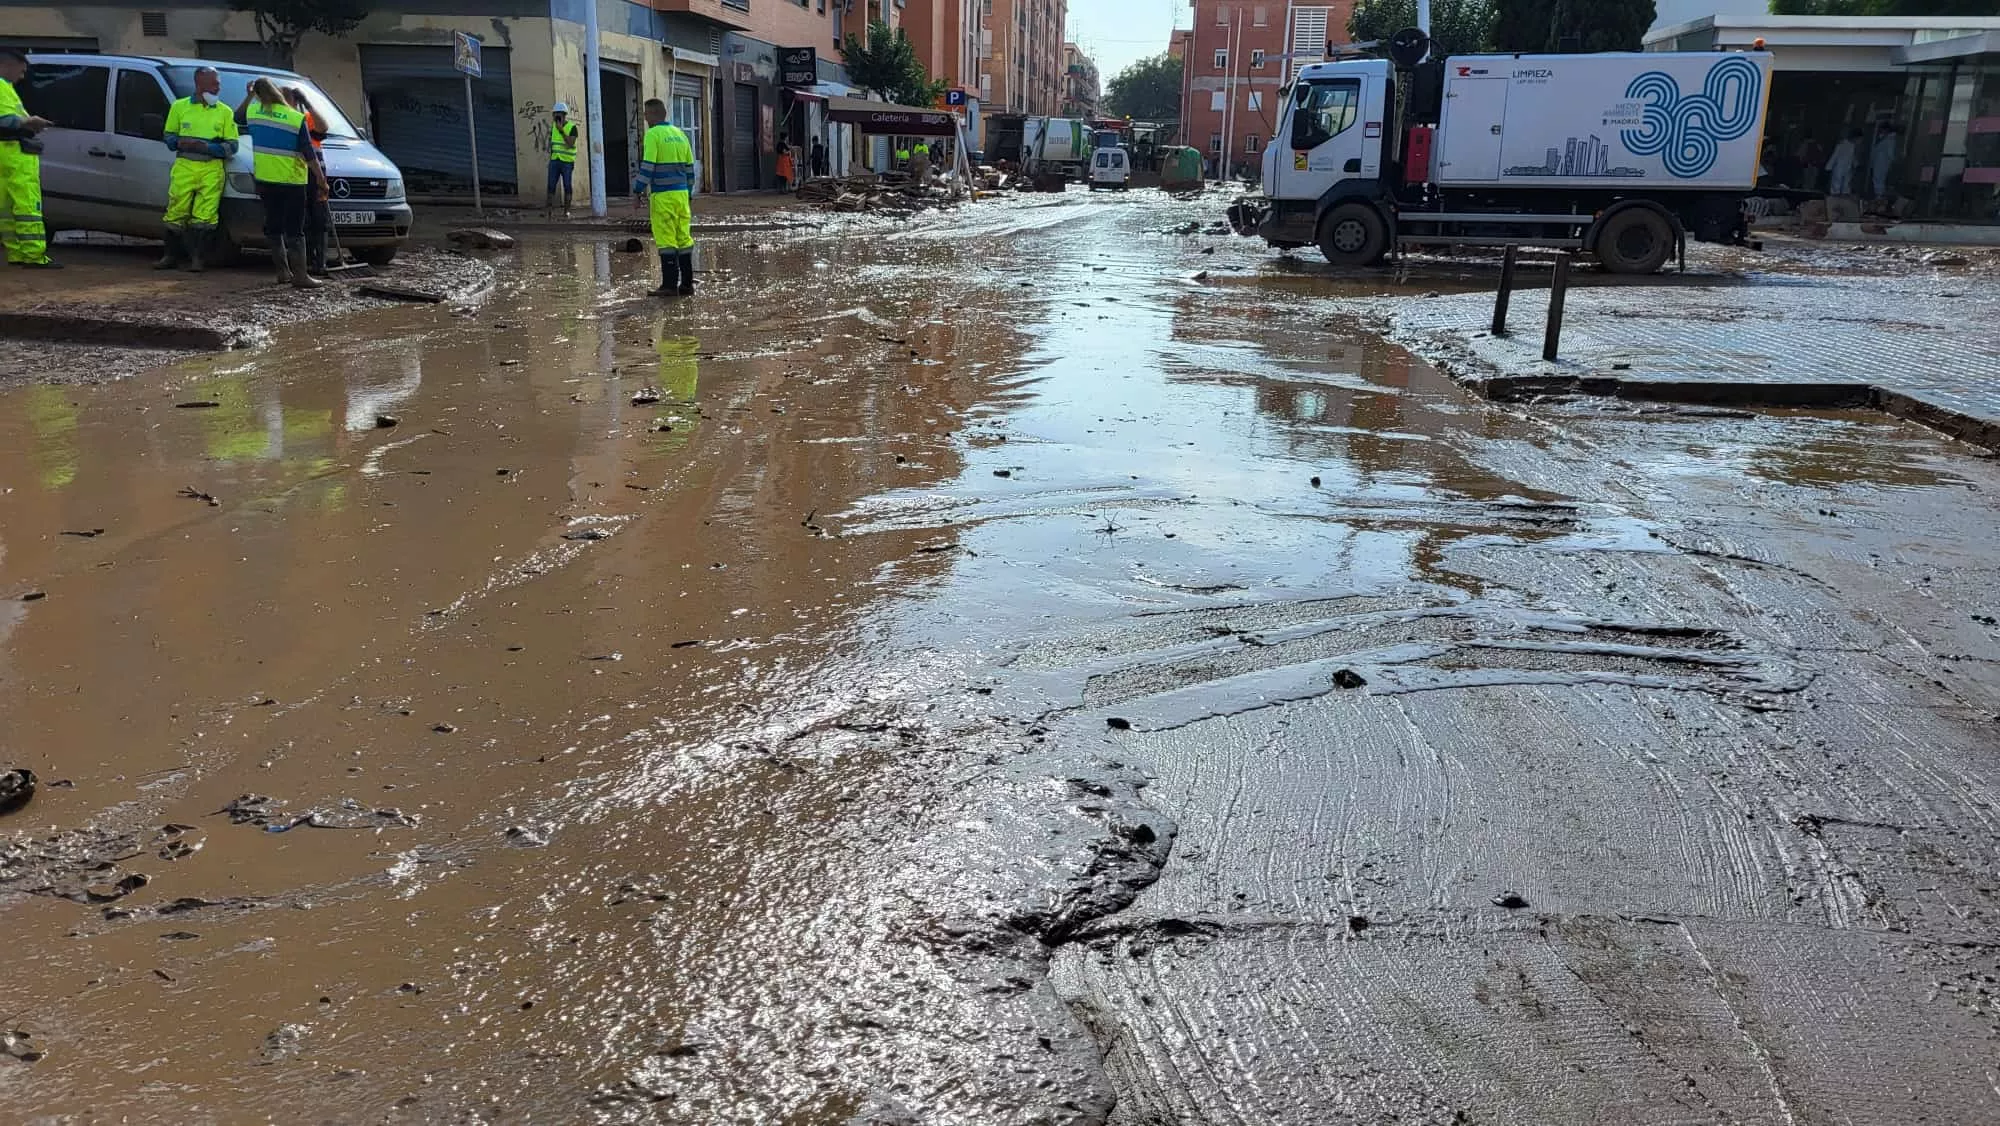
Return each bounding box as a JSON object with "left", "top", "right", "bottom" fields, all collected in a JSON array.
[
  {"left": 795, "top": 173, "right": 966, "bottom": 216},
  {"left": 446, "top": 228, "right": 518, "bottom": 251},
  {"left": 177, "top": 486, "right": 220, "bottom": 507},
  {"left": 0, "top": 767, "right": 36, "bottom": 814}
]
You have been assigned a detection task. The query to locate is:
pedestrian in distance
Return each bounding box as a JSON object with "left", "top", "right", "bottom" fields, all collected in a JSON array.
[
  {"left": 1794, "top": 135, "right": 1825, "bottom": 192},
  {"left": 286, "top": 86, "right": 331, "bottom": 277},
  {"left": 238, "top": 77, "right": 320, "bottom": 289},
  {"left": 0, "top": 47, "right": 59, "bottom": 269},
  {"left": 547, "top": 103, "right": 579, "bottom": 215},
  {"left": 810, "top": 136, "right": 828, "bottom": 179},
  {"left": 1825, "top": 128, "right": 1862, "bottom": 197},
  {"left": 911, "top": 138, "right": 931, "bottom": 182},
  {"left": 634, "top": 98, "right": 696, "bottom": 299},
  {"left": 1870, "top": 122, "right": 1899, "bottom": 207},
  {"left": 776, "top": 142, "right": 796, "bottom": 192},
  {"left": 155, "top": 66, "right": 239, "bottom": 272}
]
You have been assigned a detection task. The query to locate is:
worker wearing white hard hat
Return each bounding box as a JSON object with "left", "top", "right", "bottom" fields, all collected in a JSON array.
[{"left": 547, "top": 103, "right": 579, "bottom": 215}]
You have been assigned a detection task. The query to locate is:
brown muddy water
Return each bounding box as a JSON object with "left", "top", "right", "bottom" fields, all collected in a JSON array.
[{"left": 4, "top": 192, "right": 2000, "bottom": 1125}]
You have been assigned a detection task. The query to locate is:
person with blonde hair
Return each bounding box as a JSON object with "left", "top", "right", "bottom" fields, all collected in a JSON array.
[{"left": 236, "top": 76, "right": 319, "bottom": 287}]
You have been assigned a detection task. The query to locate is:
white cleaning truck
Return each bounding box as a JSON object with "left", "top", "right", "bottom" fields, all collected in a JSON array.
[{"left": 1229, "top": 45, "right": 1780, "bottom": 273}]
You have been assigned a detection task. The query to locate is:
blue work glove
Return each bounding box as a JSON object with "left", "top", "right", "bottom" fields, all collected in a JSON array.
[
  {"left": 632, "top": 180, "right": 647, "bottom": 195},
  {"left": 207, "top": 141, "right": 227, "bottom": 157}
]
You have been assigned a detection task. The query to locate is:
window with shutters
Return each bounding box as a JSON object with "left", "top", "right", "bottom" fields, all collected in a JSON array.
[
  {"left": 1213, "top": 48, "right": 1227, "bottom": 69},
  {"left": 1209, "top": 131, "right": 1223, "bottom": 153},
  {"left": 1245, "top": 133, "right": 1260, "bottom": 152},
  {"left": 1252, "top": 5, "right": 1268, "bottom": 26},
  {"left": 1293, "top": 7, "right": 1330, "bottom": 63},
  {"left": 1251, "top": 48, "right": 1266, "bottom": 69},
  {"left": 140, "top": 11, "right": 168, "bottom": 37},
  {"left": 1210, "top": 90, "right": 1225, "bottom": 111}
]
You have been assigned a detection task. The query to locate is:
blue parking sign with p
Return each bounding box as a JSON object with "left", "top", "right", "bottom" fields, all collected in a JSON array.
[{"left": 946, "top": 89, "right": 967, "bottom": 107}]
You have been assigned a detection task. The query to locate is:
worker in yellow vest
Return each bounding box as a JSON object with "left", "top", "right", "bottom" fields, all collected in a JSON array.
[
  {"left": 156, "top": 66, "right": 239, "bottom": 272},
  {"left": 910, "top": 139, "right": 931, "bottom": 181},
  {"left": 0, "top": 47, "right": 59, "bottom": 269},
  {"left": 635, "top": 98, "right": 696, "bottom": 298},
  {"left": 237, "top": 77, "right": 319, "bottom": 288},
  {"left": 546, "top": 103, "right": 579, "bottom": 216}
]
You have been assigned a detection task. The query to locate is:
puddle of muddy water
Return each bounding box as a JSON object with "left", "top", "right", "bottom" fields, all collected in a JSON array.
[{"left": 3, "top": 190, "right": 1998, "bottom": 1124}]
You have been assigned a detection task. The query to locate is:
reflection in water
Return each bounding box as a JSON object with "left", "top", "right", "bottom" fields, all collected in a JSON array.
[
  {"left": 657, "top": 334, "right": 700, "bottom": 402},
  {"left": 25, "top": 385, "right": 79, "bottom": 490}
]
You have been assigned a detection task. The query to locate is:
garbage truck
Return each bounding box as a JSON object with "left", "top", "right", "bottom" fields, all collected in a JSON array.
[
  {"left": 1228, "top": 43, "right": 1780, "bottom": 274},
  {"left": 989, "top": 115, "right": 1094, "bottom": 190}
]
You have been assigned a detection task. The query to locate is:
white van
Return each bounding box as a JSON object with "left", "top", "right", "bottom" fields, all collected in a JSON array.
[
  {"left": 1089, "top": 147, "right": 1131, "bottom": 192},
  {"left": 23, "top": 54, "right": 413, "bottom": 263}
]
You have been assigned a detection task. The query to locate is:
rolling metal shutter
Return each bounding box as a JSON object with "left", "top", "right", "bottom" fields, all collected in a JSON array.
[
  {"left": 358, "top": 44, "right": 517, "bottom": 195},
  {"left": 731, "top": 83, "right": 758, "bottom": 191}
]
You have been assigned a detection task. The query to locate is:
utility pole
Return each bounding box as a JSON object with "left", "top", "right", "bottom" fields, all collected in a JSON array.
[
  {"left": 1221, "top": 8, "right": 1243, "bottom": 181},
  {"left": 583, "top": 0, "right": 607, "bottom": 217},
  {"left": 1417, "top": 0, "right": 1433, "bottom": 39}
]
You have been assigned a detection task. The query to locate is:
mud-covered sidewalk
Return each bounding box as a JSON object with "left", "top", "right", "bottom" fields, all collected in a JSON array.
[
  {"left": 0, "top": 243, "right": 495, "bottom": 389},
  {"left": 2, "top": 190, "right": 1998, "bottom": 1124}
]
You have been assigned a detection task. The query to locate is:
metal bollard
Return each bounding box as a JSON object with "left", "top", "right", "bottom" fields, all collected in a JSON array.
[
  {"left": 1491, "top": 245, "right": 1518, "bottom": 337},
  {"left": 1544, "top": 253, "right": 1572, "bottom": 363}
]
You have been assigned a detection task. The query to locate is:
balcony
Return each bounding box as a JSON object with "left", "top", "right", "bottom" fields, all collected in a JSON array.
[{"left": 644, "top": 0, "right": 755, "bottom": 29}]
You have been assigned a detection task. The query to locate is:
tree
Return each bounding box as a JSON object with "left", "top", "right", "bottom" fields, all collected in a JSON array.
[
  {"left": 840, "top": 19, "right": 949, "bottom": 108},
  {"left": 1770, "top": 0, "right": 1998, "bottom": 13},
  {"left": 229, "top": 0, "right": 373, "bottom": 69},
  {"left": 1104, "top": 54, "right": 1184, "bottom": 122},
  {"left": 1493, "top": 0, "right": 1656, "bottom": 53},
  {"left": 1349, "top": 0, "right": 1498, "bottom": 56}
]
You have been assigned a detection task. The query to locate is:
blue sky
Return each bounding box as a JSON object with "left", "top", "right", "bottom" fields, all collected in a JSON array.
[{"left": 1067, "top": 1, "right": 1769, "bottom": 85}]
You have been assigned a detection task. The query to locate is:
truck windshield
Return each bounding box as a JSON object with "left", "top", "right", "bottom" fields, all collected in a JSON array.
[
  {"left": 1292, "top": 80, "right": 1360, "bottom": 150},
  {"left": 164, "top": 66, "right": 362, "bottom": 139}
]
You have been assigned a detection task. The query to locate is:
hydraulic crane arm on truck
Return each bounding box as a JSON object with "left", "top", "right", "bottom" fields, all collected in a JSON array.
[{"left": 1228, "top": 40, "right": 1786, "bottom": 274}]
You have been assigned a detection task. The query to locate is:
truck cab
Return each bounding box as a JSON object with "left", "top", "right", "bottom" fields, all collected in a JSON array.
[{"left": 1261, "top": 59, "right": 1392, "bottom": 214}]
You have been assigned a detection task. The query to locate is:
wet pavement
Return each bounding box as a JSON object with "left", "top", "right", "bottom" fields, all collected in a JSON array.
[{"left": 3, "top": 192, "right": 2000, "bottom": 1124}]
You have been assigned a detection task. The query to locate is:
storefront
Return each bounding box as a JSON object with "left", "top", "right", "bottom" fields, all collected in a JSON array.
[{"left": 1895, "top": 32, "right": 2000, "bottom": 223}]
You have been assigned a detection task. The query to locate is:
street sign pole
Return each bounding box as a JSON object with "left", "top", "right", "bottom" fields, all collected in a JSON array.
[
  {"left": 464, "top": 73, "right": 482, "bottom": 215},
  {"left": 584, "top": 0, "right": 607, "bottom": 218},
  {"left": 455, "top": 32, "right": 484, "bottom": 215}
]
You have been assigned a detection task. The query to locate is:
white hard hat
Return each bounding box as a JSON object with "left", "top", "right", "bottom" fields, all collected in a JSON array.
[{"left": 553, "top": 103, "right": 570, "bottom": 114}]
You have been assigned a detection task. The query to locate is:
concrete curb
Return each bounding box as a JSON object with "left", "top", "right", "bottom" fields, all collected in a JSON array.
[
  {"left": 1470, "top": 371, "right": 2000, "bottom": 453},
  {"left": 0, "top": 310, "right": 262, "bottom": 351}
]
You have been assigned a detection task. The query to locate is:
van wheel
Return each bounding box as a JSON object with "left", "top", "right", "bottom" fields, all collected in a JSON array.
[
  {"left": 1595, "top": 207, "right": 1674, "bottom": 275},
  {"left": 356, "top": 246, "right": 398, "bottom": 266},
  {"left": 1317, "top": 203, "right": 1388, "bottom": 267}
]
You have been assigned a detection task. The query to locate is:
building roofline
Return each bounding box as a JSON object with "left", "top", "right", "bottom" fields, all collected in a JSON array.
[{"left": 1646, "top": 13, "right": 2000, "bottom": 45}]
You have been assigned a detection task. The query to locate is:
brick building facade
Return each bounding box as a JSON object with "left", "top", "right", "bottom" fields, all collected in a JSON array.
[{"left": 1179, "top": 1, "right": 1355, "bottom": 177}]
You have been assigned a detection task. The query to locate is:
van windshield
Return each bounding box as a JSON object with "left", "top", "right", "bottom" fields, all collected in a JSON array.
[{"left": 164, "top": 66, "right": 361, "bottom": 139}]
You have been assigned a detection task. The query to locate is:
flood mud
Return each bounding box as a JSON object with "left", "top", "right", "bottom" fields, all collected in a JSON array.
[{"left": 3, "top": 190, "right": 1999, "bottom": 1124}]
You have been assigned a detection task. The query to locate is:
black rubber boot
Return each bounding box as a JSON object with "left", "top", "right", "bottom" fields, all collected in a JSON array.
[
  {"left": 154, "top": 229, "right": 186, "bottom": 270},
  {"left": 651, "top": 252, "right": 678, "bottom": 297},
  {"left": 185, "top": 227, "right": 209, "bottom": 274},
  {"left": 273, "top": 238, "right": 293, "bottom": 284},
  {"left": 677, "top": 252, "right": 694, "bottom": 297},
  {"left": 306, "top": 231, "right": 327, "bottom": 276}
]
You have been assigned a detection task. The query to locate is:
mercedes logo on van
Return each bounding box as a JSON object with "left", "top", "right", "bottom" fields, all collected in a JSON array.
[{"left": 332, "top": 179, "right": 351, "bottom": 198}]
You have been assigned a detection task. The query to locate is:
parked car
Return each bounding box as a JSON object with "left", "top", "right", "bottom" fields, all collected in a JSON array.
[
  {"left": 21, "top": 54, "right": 413, "bottom": 264},
  {"left": 1089, "top": 147, "right": 1132, "bottom": 192}
]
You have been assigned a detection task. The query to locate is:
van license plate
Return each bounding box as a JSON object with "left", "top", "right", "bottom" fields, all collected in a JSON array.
[{"left": 332, "top": 211, "right": 375, "bottom": 225}]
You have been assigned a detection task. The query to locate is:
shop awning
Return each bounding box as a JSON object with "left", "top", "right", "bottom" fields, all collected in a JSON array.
[{"left": 824, "top": 96, "right": 957, "bottom": 136}]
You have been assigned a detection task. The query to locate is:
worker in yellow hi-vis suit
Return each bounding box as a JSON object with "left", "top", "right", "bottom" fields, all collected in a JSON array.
[
  {"left": 157, "top": 66, "right": 239, "bottom": 272},
  {"left": 634, "top": 98, "right": 696, "bottom": 298},
  {"left": 0, "top": 47, "right": 59, "bottom": 269}
]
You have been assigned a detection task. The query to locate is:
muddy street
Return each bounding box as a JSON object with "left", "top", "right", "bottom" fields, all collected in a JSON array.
[{"left": 3, "top": 191, "right": 1999, "bottom": 1125}]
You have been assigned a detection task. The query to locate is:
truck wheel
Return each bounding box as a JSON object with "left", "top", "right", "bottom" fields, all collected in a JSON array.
[
  {"left": 1317, "top": 203, "right": 1388, "bottom": 267},
  {"left": 1595, "top": 208, "right": 1674, "bottom": 275}
]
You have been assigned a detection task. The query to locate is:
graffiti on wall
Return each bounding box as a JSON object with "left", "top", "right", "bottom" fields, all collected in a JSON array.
[{"left": 520, "top": 100, "right": 553, "bottom": 155}]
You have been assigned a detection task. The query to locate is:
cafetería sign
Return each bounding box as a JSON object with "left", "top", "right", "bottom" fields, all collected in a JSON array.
[{"left": 824, "top": 95, "right": 957, "bottom": 136}]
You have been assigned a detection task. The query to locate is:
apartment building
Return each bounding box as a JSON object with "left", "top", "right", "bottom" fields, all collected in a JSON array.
[
  {"left": 1179, "top": 1, "right": 1354, "bottom": 176},
  {"left": 1060, "top": 43, "right": 1100, "bottom": 118},
  {"left": 981, "top": 0, "right": 1065, "bottom": 116},
  {"left": 904, "top": 0, "right": 986, "bottom": 143}
]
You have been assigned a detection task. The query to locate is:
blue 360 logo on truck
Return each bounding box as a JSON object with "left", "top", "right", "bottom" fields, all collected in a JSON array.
[{"left": 1620, "top": 55, "right": 1763, "bottom": 178}]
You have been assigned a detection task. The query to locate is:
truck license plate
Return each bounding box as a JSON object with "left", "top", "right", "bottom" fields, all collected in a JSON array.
[{"left": 332, "top": 211, "right": 375, "bottom": 225}]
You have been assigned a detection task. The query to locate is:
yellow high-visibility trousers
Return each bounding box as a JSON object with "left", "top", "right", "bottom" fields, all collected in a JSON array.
[
  {"left": 165, "top": 158, "right": 226, "bottom": 230},
  {"left": 0, "top": 146, "right": 50, "bottom": 265},
  {"left": 649, "top": 189, "right": 693, "bottom": 252}
]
